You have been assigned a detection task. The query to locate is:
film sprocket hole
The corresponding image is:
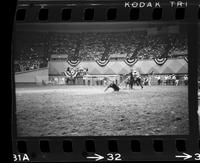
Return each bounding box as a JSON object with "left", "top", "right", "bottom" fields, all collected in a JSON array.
[{"left": 12, "top": 0, "right": 200, "bottom": 162}]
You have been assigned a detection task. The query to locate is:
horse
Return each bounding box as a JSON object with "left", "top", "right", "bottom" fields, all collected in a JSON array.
[
  {"left": 122, "top": 71, "right": 143, "bottom": 89},
  {"left": 132, "top": 75, "right": 143, "bottom": 89}
]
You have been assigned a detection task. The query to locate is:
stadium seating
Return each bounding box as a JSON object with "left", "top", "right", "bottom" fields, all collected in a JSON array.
[{"left": 14, "top": 31, "right": 187, "bottom": 72}]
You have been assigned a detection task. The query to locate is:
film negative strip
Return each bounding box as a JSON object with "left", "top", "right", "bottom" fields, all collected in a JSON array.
[{"left": 11, "top": 0, "right": 200, "bottom": 162}]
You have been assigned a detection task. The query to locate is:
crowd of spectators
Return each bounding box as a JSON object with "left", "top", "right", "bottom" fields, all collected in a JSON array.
[
  {"left": 14, "top": 32, "right": 49, "bottom": 72},
  {"left": 14, "top": 31, "right": 187, "bottom": 72}
]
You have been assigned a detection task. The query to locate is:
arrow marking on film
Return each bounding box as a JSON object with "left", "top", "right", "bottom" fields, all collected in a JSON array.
[
  {"left": 175, "top": 153, "right": 192, "bottom": 160},
  {"left": 86, "top": 153, "right": 104, "bottom": 161}
]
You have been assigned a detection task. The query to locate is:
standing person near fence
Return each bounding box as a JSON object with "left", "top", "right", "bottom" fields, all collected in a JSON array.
[
  {"left": 175, "top": 77, "right": 179, "bottom": 86},
  {"left": 172, "top": 74, "right": 176, "bottom": 86},
  {"left": 129, "top": 70, "right": 134, "bottom": 89},
  {"left": 157, "top": 75, "right": 162, "bottom": 85},
  {"left": 164, "top": 75, "right": 168, "bottom": 85},
  {"left": 168, "top": 75, "right": 172, "bottom": 85},
  {"left": 184, "top": 74, "right": 188, "bottom": 85},
  {"left": 148, "top": 75, "right": 152, "bottom": 86},
  {"left": 148, "top": 71, "right": 154, "bottom": 86}
]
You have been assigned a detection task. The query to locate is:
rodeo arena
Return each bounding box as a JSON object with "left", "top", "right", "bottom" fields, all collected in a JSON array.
[{"left": 14, "top": 23, "right": 190, "bottom": 136}]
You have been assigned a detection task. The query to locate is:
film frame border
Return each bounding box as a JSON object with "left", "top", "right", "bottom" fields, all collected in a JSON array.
[
  {"left": 15, "top": 0, "right": 199, "bottom": 22},
  {"left": 12, "top": 0, "right": 200, "bottom": 161}
]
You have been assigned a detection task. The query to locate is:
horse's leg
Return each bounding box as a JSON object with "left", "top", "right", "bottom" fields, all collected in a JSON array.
[
  {"left": 138, "top": 79, "right": 143, "bottom": 89},
  {"left": 130, "top": 81, "right": 133, "bottom": 89}
]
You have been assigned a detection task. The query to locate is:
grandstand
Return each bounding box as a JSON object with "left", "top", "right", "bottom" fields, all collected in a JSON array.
[
  {"left": 14, "top": 23, "right": 188, "bottom": 85},
  {"left": 14, "top": 31, "right": 187, "bottom": 69}
]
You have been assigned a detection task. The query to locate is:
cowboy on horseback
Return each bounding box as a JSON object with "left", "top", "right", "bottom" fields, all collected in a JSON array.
[{"left": 128, "top": 69, "right": 143, "bottom": 89}]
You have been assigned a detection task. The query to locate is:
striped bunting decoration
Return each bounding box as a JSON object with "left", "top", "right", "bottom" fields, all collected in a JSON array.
[
  {"left": 95, "top": 59, "right": 109, "bottom": 67},
  {"left": 124, "top": 57, "right": 138, "bottom": 66},
  {"left": 154, "top": 58, "right": 167, "bottom": 66},
  {"left": 184, "top": 56, "right": 188, "bottom": 63},
  {"left": 64, "top": 69, "right": 78, "bottom": 78},
  {"left": 70, "top": 69, "right": 78, "bottom": 78},
  {"left": 63, "top": 71, "right": 71, "bottom": 78},
  {"left": 67, "top": 60, "right": 80, "bottom": 67}
]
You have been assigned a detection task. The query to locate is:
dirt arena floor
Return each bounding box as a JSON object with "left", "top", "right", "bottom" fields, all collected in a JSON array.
[{"left": 15, "top": 85, "right": 189, "bottom": 136}]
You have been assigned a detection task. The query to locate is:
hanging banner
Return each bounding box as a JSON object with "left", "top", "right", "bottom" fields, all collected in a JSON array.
[
  {"left": 124, "top": 58, "right": 138, "bottom": 66},
  {"left": 184, "top": 56, "right": 188, "bottom": 63},
  {"left": 67, "top": 60, "right": 80, "bottom": 67},
  {"left": 154, "top": 58, "right": 167, "bottom": 66},
  {"left": 95, "top": 59, "right": 109, "bottom": 67}
]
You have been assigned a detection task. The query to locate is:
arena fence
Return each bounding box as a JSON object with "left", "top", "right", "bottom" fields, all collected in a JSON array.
[
  {"left": 44, "top": 74, "right": 187, "bottom": 86},
  {"left": 47, "top": 75, "right": 120, "bottom": 86}
]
